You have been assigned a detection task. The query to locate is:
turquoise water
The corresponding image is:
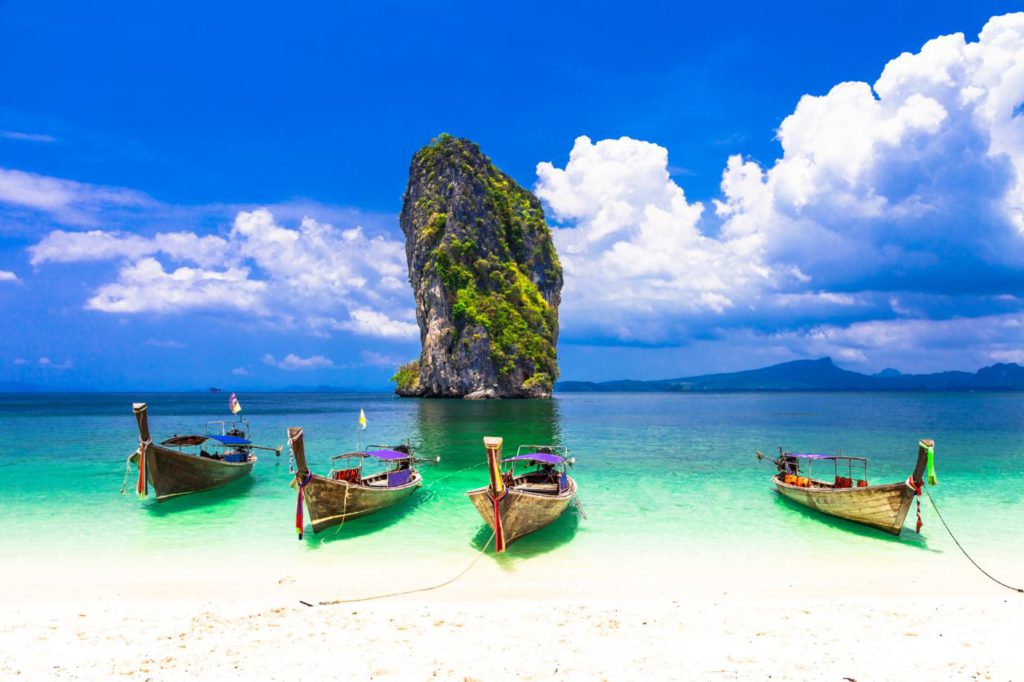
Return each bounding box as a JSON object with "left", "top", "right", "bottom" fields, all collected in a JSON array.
[{"left": 2, "top": 392, "right": 1023, "bottom": 569}]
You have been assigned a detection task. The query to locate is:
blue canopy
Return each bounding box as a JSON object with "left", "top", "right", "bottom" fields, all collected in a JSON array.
[
  {"left": 207, "top": 434, "right": 252, "bottom": 446},
  {"left": 506, "top": 452, "right": 565, "bottom": 465},
  {"left": 365, "top": 448, "right": 413, "bottom": 461}
]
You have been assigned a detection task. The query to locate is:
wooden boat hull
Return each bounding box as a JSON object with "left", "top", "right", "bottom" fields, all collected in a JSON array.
[
  {"left": 772, "top": 474, "right": 915, "bottom": 535},
  {"left": 138, "top": 444, "right": 254, "bottom": 502},
  {"left": 300, "top": 472, "right": 423, "bottom": 533},
  {"left": 466, "top": 476, "right": 576, "bottom": 548}
]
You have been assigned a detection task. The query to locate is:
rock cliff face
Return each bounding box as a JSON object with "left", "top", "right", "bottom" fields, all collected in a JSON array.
[{"left": 393, "top": 135, "right": 562, "bottom": 399}]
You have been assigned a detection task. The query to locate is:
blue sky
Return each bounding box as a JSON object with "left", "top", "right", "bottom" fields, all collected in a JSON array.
[{"left": 2, "top": 1, "right": 1024, "bottom": 389}]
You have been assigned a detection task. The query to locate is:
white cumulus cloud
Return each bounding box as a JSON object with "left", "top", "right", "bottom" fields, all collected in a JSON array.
[
  {"left": 536, "top": 135, "right": 776, "bottom": 341},
  {"left": 716, "top": 13, "right": 1024, "bottom": 285},
  {"left": 0, "top": 167, "right": 151, "bottom": 226},
  {"left": 86, "top": 258, "right": 266, "bottom": 314},
  {"left": 534, "top": 13, "right": 1024, "bottom": 369},
  {"left": 29, "top": 230, "right": 228, "bottom": 265},
  {"left": 0, "top": 270, "right": 19, "bottom": 282},
  {"left": 29, "top": 207, "right": 416, "bottom": 340},
  {"left": 336, "top": 309, "right": 419, "bottom": 340},
  {"left": 262, "top": 353, "right": 334, "bottom": 370}
]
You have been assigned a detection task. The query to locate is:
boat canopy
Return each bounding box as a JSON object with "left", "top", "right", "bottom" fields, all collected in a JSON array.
[
  {"left": 161, "top": 434, "right": 252, "bottom": 447},
  {"left": 332, "top": 448, "right": 413, "bottom": 461},
  {"left": 788, "top": 453, "right": 867, "bottom": 462},
  {"left": 505, "top": 452, "right": 565, "bottom": 465},
  {"left": 365, "top": 448, "right": 413, "bottom": 461}
]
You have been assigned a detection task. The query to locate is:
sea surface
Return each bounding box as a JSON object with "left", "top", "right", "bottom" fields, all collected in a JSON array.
[{"left": 2, "top": 391, "right": 1023, "bottom": 574}]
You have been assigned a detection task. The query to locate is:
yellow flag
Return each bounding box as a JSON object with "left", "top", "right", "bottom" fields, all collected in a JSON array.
[{"left": 358, "top": 409, "right": 367, "bottom": 430}]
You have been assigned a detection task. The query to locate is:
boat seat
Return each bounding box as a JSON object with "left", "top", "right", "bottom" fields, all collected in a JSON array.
[
  {"left": 856, "top": 479, "right": 868, "bottom": 487},
  {"left": 387, "top": 469, "right": 412, "bottom": 487},
  {"left": 332, "top": 468, "right": 361, "bottom": 484}
]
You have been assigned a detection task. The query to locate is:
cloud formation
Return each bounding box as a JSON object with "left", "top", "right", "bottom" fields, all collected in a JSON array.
[
  {"left": 0, "top": 167, "right": 151, "bottom": 226},
  {"left": 535, "top": 13, "right": 1024, "bottom": 368},
  {"left": 0, "top": 270, "right": 19, "bottom": 282},
  {"left": 86, "top": 258, "right": 266, "bottom": 314},
  {"left": 262, "top": 353, "right": 334, "bottom": 370},
  {"left": 30, "top": 208, "right": 416, "bottom": 340},
  {"left": 0, "top": 130, "right": 56, "bottom": 143},
  {"left": 537, "top": 136, "right": 777, "bottom": 342}
]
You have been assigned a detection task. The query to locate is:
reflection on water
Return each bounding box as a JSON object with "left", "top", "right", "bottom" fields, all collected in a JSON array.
[
  {"left": 411, "top": 397, "right": 562, "bottom": 466},
  {"left": 412, "top": 398, "right": 579, "bottom": 554}
]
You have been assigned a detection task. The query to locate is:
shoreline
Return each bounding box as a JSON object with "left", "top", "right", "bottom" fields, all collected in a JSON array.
[{"left": 4, "top": 516, "right": 1022, "bottom": 679}]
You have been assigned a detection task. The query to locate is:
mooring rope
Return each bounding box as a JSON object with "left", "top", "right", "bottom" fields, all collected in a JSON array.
[
  {"left": 423, "top": 459, "right": 487, "bottom": 487},
  {"left": 925, "top": 488, "right": 1023, "bottom": 594},
  {"left": 319, "top": 485, "right": 351, "bottom": 542},
  {"left": 307, "top": 532, "right": 495, "bottom": 607},
  {"left": 119, "top": 450, "right": 138, "bottom": 494}
]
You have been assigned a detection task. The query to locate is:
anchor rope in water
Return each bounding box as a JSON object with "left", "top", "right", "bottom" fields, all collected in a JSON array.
[
  {"left": 925, "top": 487, "right": 1023, "bottom": 594},
  {"left": 119, "top": 450, "right": 138, "bottom": 494},
  {"left": 423, "top": 459, "right": 487, "bottom": 487},
  {"left": 309, "top": 532, "right": 495, "bottom": 606}
]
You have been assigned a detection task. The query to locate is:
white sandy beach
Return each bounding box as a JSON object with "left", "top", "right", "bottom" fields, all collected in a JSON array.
[{"left": 2, "top": 544, "right": 1021, "bottom": 681}]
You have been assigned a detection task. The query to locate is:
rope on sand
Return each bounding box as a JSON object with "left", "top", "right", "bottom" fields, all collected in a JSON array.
[
  {"left": 925, "top": 488, "right": 1023, "bottom": 594},
  {"left": 300, "top": 461, "right": 502, "bottom": 604},
  {"left": 305, "top": 532, "right": 495, "bottom": 607}
]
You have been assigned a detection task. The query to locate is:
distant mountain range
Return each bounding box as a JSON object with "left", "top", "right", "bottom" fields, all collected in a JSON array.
[{"left": 556, "top": 357, "right": 1024, "bottom": 392}]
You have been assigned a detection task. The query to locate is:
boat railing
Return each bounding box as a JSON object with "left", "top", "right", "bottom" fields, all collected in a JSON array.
[
  {"left": 205, "top": 419, "right": 250, "bottom": 438},
  {"left": 515, "top": 444, "right": 568, "bottom": 457},
  {"left": 785, "top": 454, "right": 869, "bottom": 488}
]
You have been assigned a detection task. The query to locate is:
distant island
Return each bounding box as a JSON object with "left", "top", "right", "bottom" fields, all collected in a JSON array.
[{"left": 556, "top": 357, "right": 1024, "bottom": 392}]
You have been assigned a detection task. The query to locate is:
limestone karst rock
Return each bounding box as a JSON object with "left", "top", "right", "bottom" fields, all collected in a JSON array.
[{"left": 392, "top": 134, "right": 562, "bottom": 399}]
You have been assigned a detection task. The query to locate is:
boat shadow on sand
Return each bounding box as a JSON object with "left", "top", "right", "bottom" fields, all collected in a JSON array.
[
  {"left": 143, "top": 476, "right": 256, "bottom": 516},
  {"left": 303, "top": 492, "right": 430, "bottom": 548},
  {"left": 469, "top": 510, "right": 581, "bottom": 567},
  {"left": 771, "top": 492, "right": 939, "bottom": 552}
]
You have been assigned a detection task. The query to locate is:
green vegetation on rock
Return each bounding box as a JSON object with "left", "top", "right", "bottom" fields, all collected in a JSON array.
[
  {"left": 396, "top": 134, "right": 563, "bottom": 397},
  {"left": 390, "top": 360, "right": 421, "bottom": 394}
]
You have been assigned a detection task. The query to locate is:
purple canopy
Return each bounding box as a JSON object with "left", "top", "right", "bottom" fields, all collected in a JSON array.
[
  {"left": 788, "top": 453, "right": 837, "bottom": 459},
  {"left": 365, "top": 449, "right": 413, "bottom": 461},
  {"left": 506, "top": 452, "right": 565, "bottom": 465}
]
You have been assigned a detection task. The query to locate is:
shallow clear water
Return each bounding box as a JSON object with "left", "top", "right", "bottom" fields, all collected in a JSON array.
[{"left": 2, "top": 392, "right": 1022, "bottom": 569}]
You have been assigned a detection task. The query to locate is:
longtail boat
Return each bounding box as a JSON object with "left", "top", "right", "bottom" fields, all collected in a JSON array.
[
  {"left": 466, "top": 437, "right": 581, "bottom": 553},
  {"left": 288, "top": 427, "right": 432, "bottom": 538},
  {"left": 756, "top": 439, "right": 938, "bottom": 535},
  {"left": 128, "top": 402, "right": 281, "bottom": 502}
]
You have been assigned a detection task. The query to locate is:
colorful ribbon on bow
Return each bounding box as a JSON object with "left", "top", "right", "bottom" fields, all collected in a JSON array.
[
  {"left": 906, "top": 475, "right": 923, "bottom": 533},
  {"left": 295, "top": 471, "right": 313, "bottom": 540},
  {"left": 136, "top": 440, "right": 150, "bottom": 497},
  {"left": 488, "top": 489, "right": 508, "bottom": 552},
  {"left": 924, "top": 442, "right": 938, "bottom": 486}
]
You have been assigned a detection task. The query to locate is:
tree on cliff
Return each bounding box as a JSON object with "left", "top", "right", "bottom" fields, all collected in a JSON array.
[{"left": 392, "top": 134, "right": 563, "bottom": 399}]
